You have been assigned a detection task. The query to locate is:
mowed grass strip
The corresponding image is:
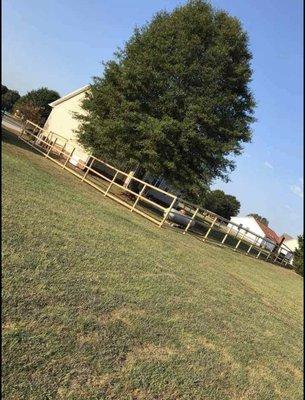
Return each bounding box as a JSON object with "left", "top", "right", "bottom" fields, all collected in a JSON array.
[{"left": 2, "top": 131, "right": 304, "bottom": 400}]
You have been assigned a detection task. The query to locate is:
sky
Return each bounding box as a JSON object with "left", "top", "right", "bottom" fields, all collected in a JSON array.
[{"left": 2, "top": 0, "right": 303, "bottom": 236}]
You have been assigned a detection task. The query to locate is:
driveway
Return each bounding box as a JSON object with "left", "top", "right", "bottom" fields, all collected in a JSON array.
[{"left": 1, "top": 114, "right": 23, "bottom": 134}]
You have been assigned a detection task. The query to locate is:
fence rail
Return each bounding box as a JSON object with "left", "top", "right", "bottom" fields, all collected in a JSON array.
[
  {"left": 18, "top": 119, "right": 176, "bottom": 227},
  {"left": 2, "top": 115, "right": 294, "bottom": 269}
]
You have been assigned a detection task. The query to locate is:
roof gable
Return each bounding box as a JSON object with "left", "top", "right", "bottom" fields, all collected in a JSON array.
[
  {"left": 255, "top": 219, "right": 280, "bottom": 244},
  {"left": 49, "top": 85, "right": 90, "bottom": 107},
  {"left": 280, "top": 233, "right": 293, "bottom": 241}
]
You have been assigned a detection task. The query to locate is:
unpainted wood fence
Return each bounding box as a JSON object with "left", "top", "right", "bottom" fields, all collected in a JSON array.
[{"left": 5, "top": 117, "right": 294, "bottom": 269}]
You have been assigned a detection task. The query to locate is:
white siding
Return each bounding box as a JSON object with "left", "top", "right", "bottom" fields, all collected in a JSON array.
[
  {"left": 279, "top": 238, "right": 298, "bottom": 265},
  {"left": 229, "top": 216, "right": 264, "bottom": 237},
  {"left": 43, "top": 90, "right": 90, "bottom": 165},
  {"left": 228, "top": 216, "right": 272, "bottom": 247},
  {"left": 283, "top": 238, "right": 298, "bottom": 252}
]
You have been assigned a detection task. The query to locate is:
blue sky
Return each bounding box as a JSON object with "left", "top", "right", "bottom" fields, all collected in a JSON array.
[{"left": 2, "top": 0, "right": 303, "bottom": 236}]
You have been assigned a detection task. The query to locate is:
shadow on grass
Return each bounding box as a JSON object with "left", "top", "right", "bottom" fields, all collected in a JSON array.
[
  {"left": 1, "top": 128, "right": 44, "bottom": 157},
  {"left": 2, "top": 128, "right": 79, "bottom": 172}
]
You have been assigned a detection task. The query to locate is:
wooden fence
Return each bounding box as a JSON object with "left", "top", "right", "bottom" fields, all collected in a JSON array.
[
  {"left": 4, "top": 116, "right": 294, "bottom": 269},
  {"left": 167, "top": 200, "right": 293, "bottom": 266},
  {"left": 18, "top": 119, "right": 177, "bottom": 227}
]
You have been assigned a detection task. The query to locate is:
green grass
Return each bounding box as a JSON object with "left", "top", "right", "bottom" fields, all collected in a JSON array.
[{"left": 2, "top": 130, "right": 303, "bottom": 400}]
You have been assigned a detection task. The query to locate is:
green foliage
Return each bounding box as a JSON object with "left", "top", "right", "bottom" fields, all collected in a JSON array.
[
  {"left": 13, "top": 87, "right": 60, "bottom": 124},
  {"left": 14, "top": 102, "right": 43, "bottom": 125},
  {"left": 2, "top": 87, "right": 20, "bottom": 112},
  {"left": 77, "top": 0, "right": 255, "bottom": 200},
  {"left": 2, "top": 84, "right": 9, "bottom": 95},
  {"left": 294, "top": 235, "right": 303, "bottom": 276},
  {"left": 203, "top": 189, "right": 240, "bottom": 219},
  {"left": 247, "top": 213, "right": 269, "bottom": 226}
]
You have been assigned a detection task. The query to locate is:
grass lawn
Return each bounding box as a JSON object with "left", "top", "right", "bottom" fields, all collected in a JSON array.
[{"left": 2, "top": 130, "right": 304, "bottom": 400}]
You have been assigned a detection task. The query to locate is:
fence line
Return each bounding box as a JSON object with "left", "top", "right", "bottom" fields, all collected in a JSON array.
[{"left": 3, "top": 116, "right": 294, "bottom": 269}]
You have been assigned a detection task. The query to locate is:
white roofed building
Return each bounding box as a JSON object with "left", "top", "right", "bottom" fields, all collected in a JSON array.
[{"left": 43, "top": 85, "right": 91, "bottom": 168}]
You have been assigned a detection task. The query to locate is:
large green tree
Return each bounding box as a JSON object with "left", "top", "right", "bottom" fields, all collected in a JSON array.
[
  {"left": 2, "top": 84, "right": 8, "bottom": 95},
  {"left": 13, "top": 87, "right": 60, "bottom": 124},
  {"left": 203, "top": 189, "right": 240, "bottom": 219},
  {"left": 1, "top": 85, "right": 20, "bottom": 112},
  {"left": 293, "top": 235, "right": 303, "bottom": 276},
  {"left": 77, "top": 0, "right": 255, "bottom": 199}
]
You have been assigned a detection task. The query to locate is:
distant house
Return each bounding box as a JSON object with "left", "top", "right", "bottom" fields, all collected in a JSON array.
[
  {"left": 228, "top": 216, "right": 297, "bottom": 264},
  {"left": 278, "top": 234, "right": 299, "bottom": 265},
  {"left": 43, "top": 85, "right": 91, "bottom": 168},
  {"left": 283, "top": 237, "right": 299, "bottom": 252},
  {"left": 228, "top": 216, "right": 281, "bottom": 251}
]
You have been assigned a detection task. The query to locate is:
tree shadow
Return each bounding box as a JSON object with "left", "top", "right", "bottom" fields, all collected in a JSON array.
[{"left": 1, "top": 128, "right": 44, "bottom": 157}]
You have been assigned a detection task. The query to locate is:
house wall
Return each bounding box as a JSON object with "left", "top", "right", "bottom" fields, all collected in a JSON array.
[
  {"left": 279, "top": 238, "right": 298, "bottom": 265},
  {"left": 228, "top": 216, "right": 269, "bottom": 247},
  {"left": 284, "top": 238, "right": 298, "bottom": 252},
  {"left": 43, "top": 91, "right": 90, "bottom": 167}
]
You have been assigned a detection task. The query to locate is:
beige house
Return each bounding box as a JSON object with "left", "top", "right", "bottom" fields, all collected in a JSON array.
[
  {"left": 42, "top": 85, "right": 179, "bottom": 204},
  {"left": 228, "top": 216, "right": 280, "bottom": 251},
  {"left": 43, "top": 85, "right": 91, "bottom": 168},
  {"left": 279, "top": 235, "right": 299, "bottom": 265},
  {"left": 284, "top": 238, "right": 299, "bottom": 252}
]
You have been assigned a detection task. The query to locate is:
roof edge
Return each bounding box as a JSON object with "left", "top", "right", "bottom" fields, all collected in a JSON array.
[
  {"left": 49, "top": 85, "right": 90, "bottom": 107},
  {"left": 255, "top": 219, "right": 280, "bottom": 243}
]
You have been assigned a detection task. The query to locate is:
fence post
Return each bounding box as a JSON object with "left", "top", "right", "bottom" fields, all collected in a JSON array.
[
  {"left": 45, "top": 131, "right": 53, "bottom": 148},
  {"left": 82, "top": 157, "right": 94, "bottom": 182},
  {"left": 35, "top": 127, "right": 43, "bottom": 145},
  {"left": 104, "top": 171, "right": 119, "bottom": 196},
  {"left": 131, "top": 184, "right": 146, "bottom": 211},
  {"left": 58, "top": 141, "right": 67, "bottom": 159},
  {"left": 183, "top": 207, "right": 199, "bottom": 235},
  {"left": 247, "top": 237, "right": 258, "bottom": 254},
  {"left": 273, "top": 253, "right": 280, "bottom": 264},
  {"left": 20, "top": 120, "right": 28, "bottom": 139},
  {"left": 62, "top": 148, "right": 75, "bottom": 169},
  {"left": 45, "top": 138, "right": 57, "bottom": 157},
  {"left": 221, "top": 225, "right": 233, "bottom": 245},
  {"left": 256, "top": 248, "right": 263, "bottom": 259},
  {"left": 234, "top": 230, "right": 246, "bottom": 251},
  {"left": 159, "top": 196, "right": 177, "bottom": 228},
  {"left": 203, "top": 217, "right": 217, "bottom": 242}
]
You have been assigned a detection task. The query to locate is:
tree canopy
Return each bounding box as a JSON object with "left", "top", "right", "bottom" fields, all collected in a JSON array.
[
  {"left": 1, "top": 85, "right": 20, "bottom": 112},
  {"left": 293, "top": 235, "right": 303, "bottom": 276},
  {"left": 247, "top": 213, "right": 269, "bottom": 226},
  {"left": 2, "top": 84, "right": 9, "bottom": 95},
  {"left": 13, "top": 87, "right": 60, "bottom": 124},
  {"left": 77, "top": 0, "right": 255, "bottom": 200},
  {"left": 203, "top": 189, "right": 240, "bottom": 219}
]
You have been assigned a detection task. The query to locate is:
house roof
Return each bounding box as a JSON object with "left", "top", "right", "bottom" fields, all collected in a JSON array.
[
  {"left": 255, "top": 219, "right": 281, "bottom": 244},
  {"left": 49, "top": 85, "right": 90, "bottom": 107}
]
